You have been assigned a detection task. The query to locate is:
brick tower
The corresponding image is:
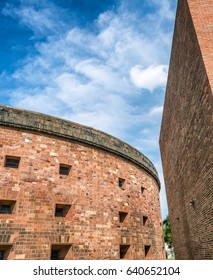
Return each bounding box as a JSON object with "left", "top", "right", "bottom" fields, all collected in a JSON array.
[
  {"left": 160, "top": 0, "right": 213, "bottom": 259},
  {"left": 0, "top": 105, "right": 164, "bottom": 260}
]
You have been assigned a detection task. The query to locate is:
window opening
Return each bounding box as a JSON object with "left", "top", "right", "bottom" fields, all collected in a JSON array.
[
  {"left": 59, "top": 164, "right": 71, "bottom": 175},
  {"left": 141, "top": 187, "right": 145, "bottom": 194},
  {"left": 118, "top": 178, "right": 125, "bottom": 188},
  {"left": 5, "top": 156, "right": 20, "bottom": 168},
  {"left": 0, "top": 205, "right": 11, "bottom": 214},
  {"left": 55, "top": 208, "right": 63, "bottom": 217},
  {"left": 0, "top": 251, "right": 4, "bottom": 260},
  {"left": 143, "top": 216, "right": 148, "bottom": 226},
  {"left": 119, "top": 211, "right": 128, "bottom": 222},
  {"left": 0, "top": 200, "right": 16, "bottom": 214},
  {"left": 55, "top": 204, "right": 71, "bottom": 217},
  {"left": 0, "top": 245, "right": 12, "bottom": 260},
  {"left": 51, "top": 244, "right": 72, "bottom": 260},
  {"left": 51, "top": 250, "right": 59, "bottom": 260},
  {"left": 120, "top": 245, "right": 130, "bottom": 259},
  {"left": 144, "top": 245, "right": 151, "bottom": 259}
]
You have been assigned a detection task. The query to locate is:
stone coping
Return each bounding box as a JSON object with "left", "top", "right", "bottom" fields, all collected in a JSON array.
[{"left": 0, "top": 105, "right": 160, "bottom": 188}]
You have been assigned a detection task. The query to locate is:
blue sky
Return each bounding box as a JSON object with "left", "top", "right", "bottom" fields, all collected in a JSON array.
[{"left": 0, "top": 0, "right": 177, "bottom": 219}]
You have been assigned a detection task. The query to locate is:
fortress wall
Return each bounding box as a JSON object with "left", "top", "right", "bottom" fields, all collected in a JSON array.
[{"left": 0, "top": 105, "right": 164, "bottom": 260}]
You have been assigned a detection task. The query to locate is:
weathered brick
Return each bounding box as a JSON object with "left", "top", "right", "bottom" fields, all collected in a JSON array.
[
  {"left": 160, "top": 0, "right": 213, "bottom": 259},
  {"left": 0, "top": 105, "right": 164, "bottom": 260}
]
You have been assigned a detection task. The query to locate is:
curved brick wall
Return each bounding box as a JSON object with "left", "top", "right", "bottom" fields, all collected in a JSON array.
[{"left": 0, "top": 105, "right": 164, "bottom": 260}]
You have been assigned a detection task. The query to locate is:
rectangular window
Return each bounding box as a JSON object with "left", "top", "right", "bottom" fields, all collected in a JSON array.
[
  {"left": 120, "top": 245, "right": 130, "bottom": 259},
  {"left": 118, "top": 178, "right": 125, "bottom": 188},
  {"left": 144, "top": 245, "right": 152, "bottom": 259},
  {"left": 55, "top": 204, "right": 71, "bottom": 217},
  {"left": 55, "top": 208, "right": 64, "bottom": 217},
  {"left": 0, "top": 205, "right": 11, "bottom": 214},
  {"left": 141, "top": 187, "right": 145, "bottom": 194},
  {"left": 51, "top": 244, "right": 72, "bottom": 260},
  {"left": 59, "top": 164, "right": 71, "bottom": 175},
  {"left": 0, "top": 251, "right": 4, "bottom": 260},
  {"left": 51, "top": 250, "right": 59, "bottom": 260},
  {"left": 0, "top": 245, "right": 12, "bottom": 260},
  {"left": 143, "top": 216, "right": 148, "bottom": 226},
  {"left": 119, "top": 211, "right": 128, "bottom": 222},
  {"left": 5, "top": 156, "right": 20, "bottom": 168},
  {"left": 0, "top": 200, "right": 16, "bottom": 214}
]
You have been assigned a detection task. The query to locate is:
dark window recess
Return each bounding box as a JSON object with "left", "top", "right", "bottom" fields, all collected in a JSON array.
[
  {"left": 0, "top": 251, "right": 4, "bottom": 260},
  {"left": 0, "top": 245, "right": 12, "bottom": 260},
  {"left": 55, "top": 208, "right": 64, "bottom": 217},
  {"left": 119, "top": 211, "right": 128, "bottom": 222},
  {"left": 144, "top": 245, "right": 151, "bottom": 259},
  {"left": 55, "top": 204, "right": 71, "bottom": 217},
  {"left": 51, "top": 244, "right": 72, "bottom": 260},
  {"left": 51, "top": 250, "right": 59, "bottom": 260},
  {"left": 141, "top": 187, "right": 145, "bottom": 194},
  {"left": 0, "top": 200, "right": 16, "bottom": 214},
  {"left": 120, "top": 245, "right": 130, "bottom": 259},
  {"left": 118, "top": 178, "right": 125, "bottom": 188},
  {"left": 59, "top": 164, "right": 71, "bottom": 175},
  {"left": 0, "top": 205, "right": 11, "bottom": 214},
  {"left": 143, "top": 216, "right": 148, "bottom": 226},
  {"left": 5, "top": 156, "right": 20, "bottom": 168}
]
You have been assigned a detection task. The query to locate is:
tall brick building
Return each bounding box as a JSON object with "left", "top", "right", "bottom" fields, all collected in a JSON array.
[
  {"left": 0, "top": 105, "right": 164, "bottom": 260},
  {"left": 160, "top": 0, "right": 213, "bottom": 259}
]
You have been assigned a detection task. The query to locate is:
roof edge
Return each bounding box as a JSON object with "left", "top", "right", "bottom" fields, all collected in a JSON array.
[{"left": 0, "top": 105, "right": 160, "bottom": 188}]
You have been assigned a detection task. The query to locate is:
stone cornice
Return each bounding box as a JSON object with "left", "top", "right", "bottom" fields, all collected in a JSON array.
[{"left": 0, "top": 105, "right": 160, "bottom": 188}]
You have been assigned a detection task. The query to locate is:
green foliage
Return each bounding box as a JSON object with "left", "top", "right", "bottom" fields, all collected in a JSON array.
[{"left": 163, "top": 215, "right": 173, "bottom": 248}]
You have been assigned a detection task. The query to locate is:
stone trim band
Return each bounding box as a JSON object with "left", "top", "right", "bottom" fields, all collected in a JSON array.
[{"left": 0, "top": 105, "right": 160, "bottom": 188}]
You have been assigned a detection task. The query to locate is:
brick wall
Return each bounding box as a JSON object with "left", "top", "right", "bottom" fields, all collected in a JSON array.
[
  {"left": 0, "top": 105, "right": 159, "bottom": 186},
  {"left": 160, "top": 0, "right": 213, "bottom": 259},
  {"left": 0, "top": 106, "right": 164, "bottom": 260},
  {"left": 187, "top": 0, "right": 213, "bottom": 90}
]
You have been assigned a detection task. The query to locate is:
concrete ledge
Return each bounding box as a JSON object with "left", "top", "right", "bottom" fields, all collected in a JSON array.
[{"left": 0, "top": 105, "right": 160, "bottom": 188}]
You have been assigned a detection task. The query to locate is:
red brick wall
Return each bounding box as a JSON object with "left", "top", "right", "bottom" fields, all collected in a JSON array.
[
  {"left": 187, "top": 0, "right": 213, "bottom": 90},
  {"left": 160, "top": 0, "right": 213, "bottom": 259},
  {"left": 0, "top": 125, "right": 164, "bottom": 259}
]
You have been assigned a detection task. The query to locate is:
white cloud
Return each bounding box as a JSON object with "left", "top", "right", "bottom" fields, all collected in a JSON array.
[
  {"left": 130, "top": 64, "right": 168, "bottom": 91},
  {"left": 1, "top": 0, "right": 177, "bottom": 218},
  {"left": 15, "top": 7, "right": 54, "bottom": 34},
  {"left": 1, "top": 0, "right": 174, "bottom": 142},
  {"left": 74, "top": 59, "right": 128, "bottom": 93},
  {"left": 150, "top": 0, "right": 176, "bottom": 21},
  {"left": 3, "top": 0, "right": 172, "bottom": 143},
  {"left": 10, "top": 89, "right": 63, "bottom": 116},
  {"left": 149, "top": 106, "right": 164, "bottom": 116},
  {"left": 2, "top": 0, "right": 66, "bottom": 38},
  {"left": 134, "top": 127, "right": 159, "bottom": 153}
]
